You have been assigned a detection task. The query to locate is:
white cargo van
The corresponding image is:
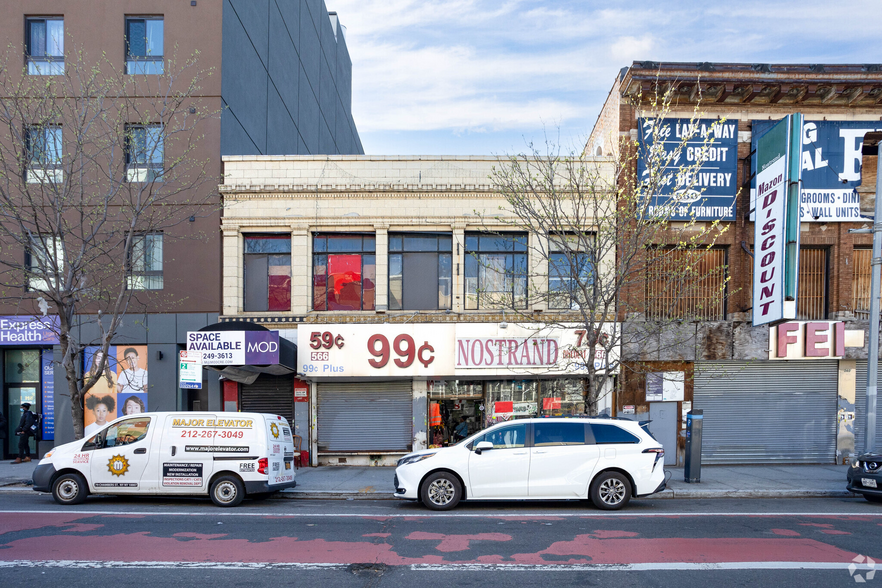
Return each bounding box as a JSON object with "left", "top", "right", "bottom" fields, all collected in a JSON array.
[{"left": 33, "top": 412, "right": 297, "bottom": 507}]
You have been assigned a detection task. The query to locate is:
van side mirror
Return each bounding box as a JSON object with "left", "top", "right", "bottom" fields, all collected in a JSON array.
[{"left": 475, "top": 441, "right": 493, "bottom": 455}]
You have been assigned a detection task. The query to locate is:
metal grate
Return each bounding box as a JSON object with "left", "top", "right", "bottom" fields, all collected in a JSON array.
[
  {"left": 797, "top": 248, "right": 828, "bottom": 320},
  {"left": 645, "top": 248, "right": 727, "bottom": 320},
  {"left": 853, "top": 248, "right": 872, "bottom": 316}
]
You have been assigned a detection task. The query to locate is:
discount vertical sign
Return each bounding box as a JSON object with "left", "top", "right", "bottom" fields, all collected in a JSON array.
[{"left": 753, "top": 115, "right": 803, "bottom": 326}]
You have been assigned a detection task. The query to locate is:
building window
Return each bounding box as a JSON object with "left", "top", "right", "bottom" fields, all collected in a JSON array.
[
  {"left": 549, "top": 234, "right": 594, "bottom": 310},
  {"left": 244, "top": 235, "right": 291, "bottom": 312},
  {"left": 389, "top": 233, "right": 452, "bottom": 310},
  {"left": 25, "top": 125, "right": 62, "bottom": 183},
  {"left": 464, "top": 232, "right": 527, "bottom": 310},
  {"left": 26, "top": 234, "right": 63, "bottom": 292},
  {"left": 26, "top": 18, "right": 64, "bottom": 75},
  {"left": 126, "top": 17, "right": 164, "bottom": 75},
  {"left": 125, "top": 125, "right": 163, "bottom": 182},
  {"left": 645, "top": 247, "right": 727, "bottom": 320},
  {"left": 797, "top": 247, "right": 828, "bottom": 320},
  {"left": 854, "top": 248, "right": 872, "bottom": 317},
  {"left": 127, "top": 233, "right": 163, "bottom": 290},
  {"left": 313, "top": 234, "right": 375, "bottom": 311}
]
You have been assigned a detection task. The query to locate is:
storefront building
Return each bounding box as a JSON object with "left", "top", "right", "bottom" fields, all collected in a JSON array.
[
  {"left": 590, "top": 62, "right": 882, "bottom": 465},
  {"left": 220, "top": 155, "right": 616, "bottom": 465}
]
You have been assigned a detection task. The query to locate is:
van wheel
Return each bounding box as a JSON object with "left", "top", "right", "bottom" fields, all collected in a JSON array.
[
  {"left": 590, "top": 471, "right": 631, "bottom": 510},
  {"left": 210, "top": 476, "right": 245, "bottom": 507},
  {"left": 420, "top": 472, "right": 461, "bottom": 510},
  {"left": 52, "top": 472, "right": 88, "bottom": 505}
]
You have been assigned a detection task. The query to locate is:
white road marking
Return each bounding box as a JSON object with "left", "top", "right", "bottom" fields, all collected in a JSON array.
[
  {"left": 0, "top": 560, "right": 869, "bottom": 572},
  {"left": 1, "top": 509, "right": 881, "bottom": 518}
]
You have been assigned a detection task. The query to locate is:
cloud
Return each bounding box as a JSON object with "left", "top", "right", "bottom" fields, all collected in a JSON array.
[{"left": 325, "top": 0, "right": 882, "bottom": 154}]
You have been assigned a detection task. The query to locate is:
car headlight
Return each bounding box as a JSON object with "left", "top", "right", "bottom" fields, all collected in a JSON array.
[
  {"left": 397, "top": 452, "right": 436, "bottom": 467},
  {"left": 42, "top": 449, "right": 54, "bottom": 459}
]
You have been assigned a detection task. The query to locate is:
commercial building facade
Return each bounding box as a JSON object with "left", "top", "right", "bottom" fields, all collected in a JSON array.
[
  {"left": 218, "top": 156, "right": 617, "bottom": 465},
  {"left": 589, "top": 62, "right": 882, "bottom": 465},
  {"left": 1, "top": 0, "right": 362, "bottom": 457}
]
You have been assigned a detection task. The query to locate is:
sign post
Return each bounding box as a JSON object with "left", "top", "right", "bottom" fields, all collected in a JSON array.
[{"left": 179, "top": 350, "right": 203, "bottom": 390}]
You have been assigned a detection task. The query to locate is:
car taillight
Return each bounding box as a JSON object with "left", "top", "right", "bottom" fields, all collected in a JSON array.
[
  {"left": 643, "top": 448, "right": 664, "bottom": 455},
  {"left": 258, "top": 457, "right": 268, "bottom": 475}
]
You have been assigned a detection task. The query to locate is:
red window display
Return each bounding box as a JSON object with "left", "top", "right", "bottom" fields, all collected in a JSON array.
[{"left": 313, "top": 234, "right": 375, "bottom": 311}]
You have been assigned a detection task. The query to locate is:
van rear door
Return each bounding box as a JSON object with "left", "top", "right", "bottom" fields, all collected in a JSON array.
[{"left": 265, "top": 415, "right": 295, "bottom": 486}]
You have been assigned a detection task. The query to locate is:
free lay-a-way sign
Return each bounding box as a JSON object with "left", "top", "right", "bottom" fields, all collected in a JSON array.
[
  {"left": 637, "top": 117, "right": 738, "bottom": 221},
  {"left": 186, "top": 331, "right": 279, "bottom": 366},
  {"left": 753, "top": 119, "right": 882, "bottom": 221}
]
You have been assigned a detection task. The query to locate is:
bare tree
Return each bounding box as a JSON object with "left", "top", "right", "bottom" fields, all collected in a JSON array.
[
  {"left": 0, "top": 43, "right": 218, "bottom": 438},
  {"left": 485, "top": 87, "right": 734, "bottom": 414}
]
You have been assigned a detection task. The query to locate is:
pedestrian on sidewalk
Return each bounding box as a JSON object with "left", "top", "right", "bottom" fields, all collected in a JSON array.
[{"left": 12, "top": 402, "right": 36, "bottom": 464}]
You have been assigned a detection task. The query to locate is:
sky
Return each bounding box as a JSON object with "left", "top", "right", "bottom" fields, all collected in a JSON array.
[{"left": 325, "top": 0, "right": 882, "bottom": 157}]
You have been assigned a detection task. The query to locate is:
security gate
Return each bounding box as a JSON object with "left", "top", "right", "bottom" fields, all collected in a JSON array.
[
  {"left": 693, "top": 361, "right": 838, "bottom": 464},
  {"left": 853, "top": 361, "right": 882, "bottom": 454},
  {"left": 239, "top": 374, "right": 295, "bottom": 424},
  {"left": 317, "top": 381, "right": 413, "bottom": 452}
]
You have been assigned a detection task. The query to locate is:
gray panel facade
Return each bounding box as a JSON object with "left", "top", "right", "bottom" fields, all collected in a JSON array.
[{"left": 221, "top": 0, "right": 362, "bottom": 156}]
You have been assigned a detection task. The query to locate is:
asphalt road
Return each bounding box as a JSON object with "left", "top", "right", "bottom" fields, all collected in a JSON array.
[{"left": 1, "top": 493, "right": 881, "bottom": 587}]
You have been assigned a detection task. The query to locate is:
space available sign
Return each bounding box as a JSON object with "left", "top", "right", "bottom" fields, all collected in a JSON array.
[
  {"left": 752, "top": 119, "right": 882, "bottom": 221},
  {"left": 637, "top": 117, "right": 738, "bottom": 221},
  {"left": 186, "top": 330, "right": 279, "bottom": 366}
]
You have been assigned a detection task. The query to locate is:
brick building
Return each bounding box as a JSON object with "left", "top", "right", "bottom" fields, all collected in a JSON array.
[
  {"left": 0, "top": 0, "right": 362, "bottom": 457},
  {"left": 589, "top": 62, "right": 882, "bottom": 465}
]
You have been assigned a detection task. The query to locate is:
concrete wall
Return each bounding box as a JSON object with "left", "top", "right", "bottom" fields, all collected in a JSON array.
[{"left": 221, "top": 0, "right": 362, "bottom": 156}]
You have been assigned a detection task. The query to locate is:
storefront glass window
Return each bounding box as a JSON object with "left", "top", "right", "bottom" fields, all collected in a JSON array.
[
  {"left": 5, "top": 350, "right": 40, "bottom": 383},
  {"left": 539, "top": 379, "right": 585, "bottom": 417}
]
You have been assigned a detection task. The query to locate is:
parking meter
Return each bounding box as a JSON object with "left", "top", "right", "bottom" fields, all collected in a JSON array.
[{"left": 684, "top": 409, "right": 703, "bottom": 483}]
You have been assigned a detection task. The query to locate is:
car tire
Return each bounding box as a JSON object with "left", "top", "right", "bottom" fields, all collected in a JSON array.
[
  {"left": 52, "top": 472, "right": 88, "bottom": 505},
  {"left": 210, "top": 475, "right": 245, "bottom": 507},
  {"left": 590, "top": 471, "right": 632, "bottom": 510},
  {"left": 864, "top": 494, "right": 882, "bottom": 503},
  {"left": 420, "top": 472, "right": 462, "bottom": 510}
]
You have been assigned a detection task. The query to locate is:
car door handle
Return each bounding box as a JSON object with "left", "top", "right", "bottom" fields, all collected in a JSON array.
[
  {"left": 513, "top": 451, "right": 528, "bottom": 455},
  {"left": 533, "top": 450, "right": 547, "bottom": 454},
  {"left": 171, "top": 446, "right": 176, "bottom": 457},
  {"left": 134, "top": 448, "right": 147, "bottom": 454}
]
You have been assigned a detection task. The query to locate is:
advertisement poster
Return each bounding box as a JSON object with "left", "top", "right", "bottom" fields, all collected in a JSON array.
[
  {"left": 41, "top": 349, "right": 54, "bottom": 440},
  {"left": 752, "top": 119, "right": 882, "bottom": 221},
  {"left": 637, "top": 117, "right": 738, "bottom": 221},
  {"left": 83, "top": 345, "right": 148, "bottom": 436}
]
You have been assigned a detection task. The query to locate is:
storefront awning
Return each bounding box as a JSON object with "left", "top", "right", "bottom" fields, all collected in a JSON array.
[{"left": 196, "top": 321, "right": 297, "bottom": 385}]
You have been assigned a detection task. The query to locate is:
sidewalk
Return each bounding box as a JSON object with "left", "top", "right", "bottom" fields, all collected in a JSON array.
[{"left": 0, "top": 459, "right": 855, "bottom": 500}]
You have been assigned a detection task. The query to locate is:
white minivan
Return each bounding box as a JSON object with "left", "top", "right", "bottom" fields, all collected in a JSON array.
[
  {"left": 394, "top": 417, "right": 667, "bottom": 510},
  {"left": 33, "top": 412, "right": 297, "bottom": 507}
]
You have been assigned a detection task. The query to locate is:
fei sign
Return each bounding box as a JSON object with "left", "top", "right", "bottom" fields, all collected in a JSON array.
[
  {"left": 769, "top": 321, "right": 864, "bottom": 359},
  {"left": 186, "top": 331, "right": 280, "bottom": 366}
]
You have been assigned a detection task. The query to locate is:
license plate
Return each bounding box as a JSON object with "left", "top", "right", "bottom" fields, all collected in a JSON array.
[
  {"left": 285, "top": 462, "right": 291, "bottom": 470},
  {"left": 862, "top": 478, "right": 877, "bottom": 488}
]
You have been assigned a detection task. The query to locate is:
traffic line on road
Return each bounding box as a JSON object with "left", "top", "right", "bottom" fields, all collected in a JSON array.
[
  {"left": 0, "top": 560, "right": 869, "bottom": 573},
  {"left": 2, "top": 509, "right": 882, "bottom": 518}
]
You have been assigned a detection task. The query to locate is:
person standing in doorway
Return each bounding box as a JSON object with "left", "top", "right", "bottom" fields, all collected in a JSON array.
[
  {"left": 453, "top": 416, "right": 469, "bottom": 442},
  {"left": 12, "top": 402, "right": 36, "bottom": 464}
]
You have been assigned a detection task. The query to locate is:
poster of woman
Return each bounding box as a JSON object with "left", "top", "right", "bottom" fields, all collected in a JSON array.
[{"left": 85, "top": 346, "right": 118, "bottom": 397}]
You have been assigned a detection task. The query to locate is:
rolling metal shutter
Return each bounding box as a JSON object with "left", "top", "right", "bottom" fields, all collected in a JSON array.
[
  {"left": 694, "top": 361, "right": 838, "bottom": 464},
  {"left": 317, "top": 381, "right": 413, "bottom": 452},
  {"left": 852, "top": 361, "right": 882, "bottom": 454},
  {"left": 239, "top": 374, "right": 295, "bottom": 424}
]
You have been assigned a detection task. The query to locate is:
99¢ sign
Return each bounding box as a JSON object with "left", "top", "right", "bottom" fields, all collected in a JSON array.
[{"left": 298, "top": 325, "right": 449, "bottom": 377}]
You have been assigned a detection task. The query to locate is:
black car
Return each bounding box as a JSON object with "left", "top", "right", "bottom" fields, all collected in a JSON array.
[{"left": 847, "top": 452, "right": 882, "bottom": 502}]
